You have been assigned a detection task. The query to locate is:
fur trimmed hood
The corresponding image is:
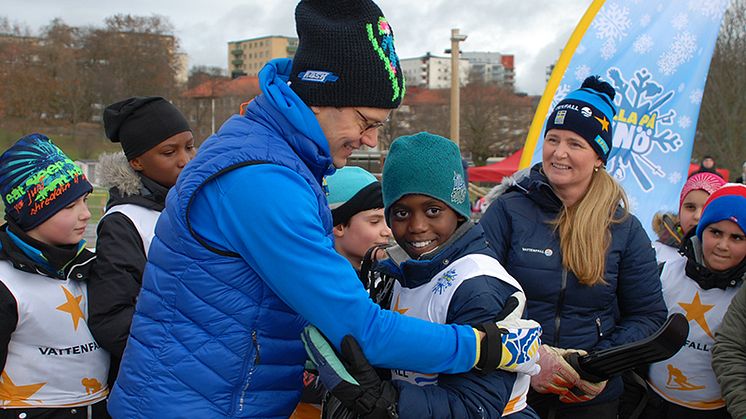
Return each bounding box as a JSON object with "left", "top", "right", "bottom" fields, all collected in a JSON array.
[
  {"left": 481, "top": 167, "right": 532, "bottom": 211},
  {"left": 97, "top": 151, "right": 142, "bottom": 196},
  {"left": 96, "top": 151, "right": 168, "bottom": 212}
]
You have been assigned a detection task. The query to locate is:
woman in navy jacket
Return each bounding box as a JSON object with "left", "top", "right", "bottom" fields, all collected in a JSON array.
[{"left": 480, "top": 76, "right": 667, "bottom": 419}]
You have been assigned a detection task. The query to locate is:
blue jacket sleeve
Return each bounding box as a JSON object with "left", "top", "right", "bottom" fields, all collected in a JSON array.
[
  {"left": 394, "top": 276, "right": 521, "bottom": 419},
  {"left": 190, "top": 164, "right": 478, "bottom": 374},
  {"left": 479, "top": 197, "right": 512, "bottom": 265},
  {"left": 593, "top": 215, "right": 667, "bottom": 351}
]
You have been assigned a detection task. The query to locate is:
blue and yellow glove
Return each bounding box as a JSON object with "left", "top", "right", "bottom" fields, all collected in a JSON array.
[
  {"left": 301, "top": 326, "right": 398, "bottom": 419},
  {"left": 474, "top": 293, "right": 542, "bottom": 375}
]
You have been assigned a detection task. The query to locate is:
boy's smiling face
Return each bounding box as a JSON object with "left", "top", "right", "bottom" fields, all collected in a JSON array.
[{"left": 389, "top": 194, "right": 460, "bottom": 259}]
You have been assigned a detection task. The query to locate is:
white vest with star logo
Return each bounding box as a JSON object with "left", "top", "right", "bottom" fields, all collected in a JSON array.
[
  {"left": 390, "top": 253, "right": 530, "bottom": 416},
  {"left": 648, "top": 256, "right": 741, "bottom": 410},
  {"left": 0, "top": 260, "right": 109, "bottom": 408}
]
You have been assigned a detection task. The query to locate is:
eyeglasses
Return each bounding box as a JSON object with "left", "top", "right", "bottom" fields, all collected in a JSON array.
[{"left": 354, "top": 109, "right": 387, "bottom": 135}]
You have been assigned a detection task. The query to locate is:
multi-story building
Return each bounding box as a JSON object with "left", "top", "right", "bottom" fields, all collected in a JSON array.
[
  {"left": 461, "top": 52, "right": 515, "bottom": 90},
  {"left": 400, "top": 53, "right": 470, "bottom": 90},
  {"left": 227, "top": 35, "right": 298, "bottom": 78}
]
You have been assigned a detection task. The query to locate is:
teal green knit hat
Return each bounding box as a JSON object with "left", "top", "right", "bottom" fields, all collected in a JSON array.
[{"left": 382, "top": 132, "right": 470, "bottom": 221}]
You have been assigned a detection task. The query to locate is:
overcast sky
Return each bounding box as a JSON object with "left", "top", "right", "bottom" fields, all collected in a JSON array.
[{"left": 3, "top": 0, "right": 593, "bottom": 95}]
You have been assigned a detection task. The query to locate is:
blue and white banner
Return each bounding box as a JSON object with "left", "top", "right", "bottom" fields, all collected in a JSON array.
[{"left": 521, "top": 0, "right": 730, "bottom": 237}]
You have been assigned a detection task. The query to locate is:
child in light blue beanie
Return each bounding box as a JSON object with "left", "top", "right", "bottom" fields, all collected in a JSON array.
[{"left": 325, "top": 132, "right": 541, "bottom": 418}]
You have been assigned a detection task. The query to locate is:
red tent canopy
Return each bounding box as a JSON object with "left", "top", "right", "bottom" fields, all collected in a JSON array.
[
  {"left": 687, "top": 163, "right": 729, "bottom": 181},
  {"left": 468, "top": 149, "right": 523, "bottom": 183}
]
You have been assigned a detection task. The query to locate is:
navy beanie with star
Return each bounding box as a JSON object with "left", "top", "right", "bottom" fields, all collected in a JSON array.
[
  {"left": 0, "top": 134, "right": 93, "bottom": 231},
  {"left": 289, "top": 0, "right": 405, "bottom": 109},
  {"left": 545, "top": 76, "right": 617, "bottom": 163},
  {"left": 696, "top": 183, "right": 746, "bottom": 240},
  {"left": 103, "top": 96, "right": 191, "bottom": 161},
  {"left": 382, "top": 132, "right": 470, "bottom": 222}
]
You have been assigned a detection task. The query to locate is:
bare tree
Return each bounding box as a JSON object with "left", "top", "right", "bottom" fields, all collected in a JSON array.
[
  {"left": 84, "top": 14, "right": 181, "bottom": 105},
  {"left": 460, "top": 74, "right": 534, "bottom": 166},
  {"left": 695, "top": 0, "right": 746, "bottom": 173}
]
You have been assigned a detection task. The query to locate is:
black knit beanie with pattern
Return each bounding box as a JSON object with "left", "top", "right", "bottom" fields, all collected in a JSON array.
[{"left": 289, "top": 0, "right": 405, "bottom": 109}]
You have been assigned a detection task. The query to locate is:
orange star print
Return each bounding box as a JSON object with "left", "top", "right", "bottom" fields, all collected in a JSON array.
[
  {"left": 393, "top": 295, "right": 409, "bottom": 315},
  {"left": 56, "top": 286, "right": 85, "bottom": 330},
  {"left": 0, "top": 371, "right": 46, "bottom": 407},
  {"left": 679, "top": 291, "right": 715, "bottom": 339}
]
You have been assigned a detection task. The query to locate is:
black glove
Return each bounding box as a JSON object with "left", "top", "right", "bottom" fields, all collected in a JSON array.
[{"left": 302, "top": 326, "right": 399, "bottom": 419}]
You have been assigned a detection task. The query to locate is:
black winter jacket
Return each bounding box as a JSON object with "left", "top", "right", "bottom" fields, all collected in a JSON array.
[{"left": 86, "top": 152, "right": 168, "bottom": 384}]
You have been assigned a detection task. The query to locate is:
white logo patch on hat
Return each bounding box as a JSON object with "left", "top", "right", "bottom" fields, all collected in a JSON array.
[
  {"left": 581, "top": 107, "right": 593, "bottom": 117},
  {"left": 298, "top": 71, "right": 339, "bottom": 83},
  {"left": 451, "top": 171, "right": 466, "bottom": 205}
]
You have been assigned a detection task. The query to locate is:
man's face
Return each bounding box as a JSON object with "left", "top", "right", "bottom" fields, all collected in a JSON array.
[{"left": 312, "top": 107, "right": 390, "bottom": 168}]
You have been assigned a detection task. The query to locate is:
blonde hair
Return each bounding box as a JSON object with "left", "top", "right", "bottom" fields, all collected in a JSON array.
[{"left": 552, "top": 169, "right": 629, "bottom": 286}]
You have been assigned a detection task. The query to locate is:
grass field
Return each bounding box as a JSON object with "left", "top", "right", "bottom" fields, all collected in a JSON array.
[{"left": 0, "top": 124, "right": 120, "bottom": 161}]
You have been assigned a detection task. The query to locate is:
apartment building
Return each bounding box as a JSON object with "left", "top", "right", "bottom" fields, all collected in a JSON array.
[{"left": 228, "top": 35, "right": 298, "bottom": 78}]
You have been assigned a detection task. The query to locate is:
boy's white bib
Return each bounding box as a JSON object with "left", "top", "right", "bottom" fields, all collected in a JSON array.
[
  {"left": 103, "top": 203, "right": 160, "bottom": 257},
  {"left": 0, "top": 261, "right": 109, "bottom": 408},
  {"left": 389, "top": 253, "right": 530, "bottom": 416},
  {"left": 648, "top": 257, "right": 741, "bottom": 410}
]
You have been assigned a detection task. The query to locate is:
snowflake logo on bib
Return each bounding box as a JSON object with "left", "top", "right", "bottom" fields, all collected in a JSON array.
[{"left": 432, "top": 269, "right": 458, "bottom": 295}]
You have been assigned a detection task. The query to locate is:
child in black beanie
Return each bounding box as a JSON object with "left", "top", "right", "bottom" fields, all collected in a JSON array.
[{"left": 87, "top": 96, "right": 194, "bottom": 387}]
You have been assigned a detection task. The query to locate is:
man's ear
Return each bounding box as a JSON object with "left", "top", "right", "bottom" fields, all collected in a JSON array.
[
  {"left": 129, "top": 158, "right": 144, "bottom": 172},
  {"left": 333, "top": 223, "right": 346, "bottom": 238}
]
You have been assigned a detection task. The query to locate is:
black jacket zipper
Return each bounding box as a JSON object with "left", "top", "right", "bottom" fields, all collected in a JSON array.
[{"left": 553, "top": 269, "right": 568, "bottom": 347}]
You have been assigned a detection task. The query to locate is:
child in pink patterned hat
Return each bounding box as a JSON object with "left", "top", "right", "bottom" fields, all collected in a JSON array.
[{"left": 652, "top": 172, "right": 726, "bottom": 264}]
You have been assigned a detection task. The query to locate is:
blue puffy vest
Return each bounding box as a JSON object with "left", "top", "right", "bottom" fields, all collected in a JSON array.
[{"left": 107, "top": 94, "right": 334, "bottom": 418}]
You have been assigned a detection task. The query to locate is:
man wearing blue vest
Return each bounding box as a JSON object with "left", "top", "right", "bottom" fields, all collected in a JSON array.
[{"left": 107, "top": 0, "right": 539, "bottom": 417}]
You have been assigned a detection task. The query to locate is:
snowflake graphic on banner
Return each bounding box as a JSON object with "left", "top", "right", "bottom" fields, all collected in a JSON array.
[
  {"left": 550, "top": 84, "right": 571, "bottom": 110},
  {"left": 678, "top": 116, "right": 692, "bottom": 129},
  {"left": 672, "top": 13, "right": 689, "bottom": 30},
  {"left": 575, "top": 64, "right": 591, "bottom": 82},
  {"left": 628, "top": 196, "right": 640, "bottom": 213},
  {"left": 688, "top": 0, "right": 731, "bottom": 20},
  {"left": 633, "top": 34, "right": 654, "bottom": 54},
  {"left": 594, "top": 3, "right": 632, "bottom": 42},
  {"left": 668, "top": 171, "right": 682, "bottom": 184},
  {"left": 594, "top": 2, "right": 632, "bottom": 61},
  {"left": 689, "top": 89, "right": 703, "bottom": 104},
  {"left": 432, "top": 269, "right": 458, "bottom": 295},
  {"left": 658, "top": 32, "right": 697, "bottom": 76},
  {"left": 606, "top": 68, "right": 683, "bottom": 192},
  {"left": 640, "top": 14, "right": 652, "bottom": 27}
]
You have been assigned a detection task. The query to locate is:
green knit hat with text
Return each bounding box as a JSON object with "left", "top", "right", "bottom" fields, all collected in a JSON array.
[{"left": 382, "top": 132, "right": 470, "bottom": 222}]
